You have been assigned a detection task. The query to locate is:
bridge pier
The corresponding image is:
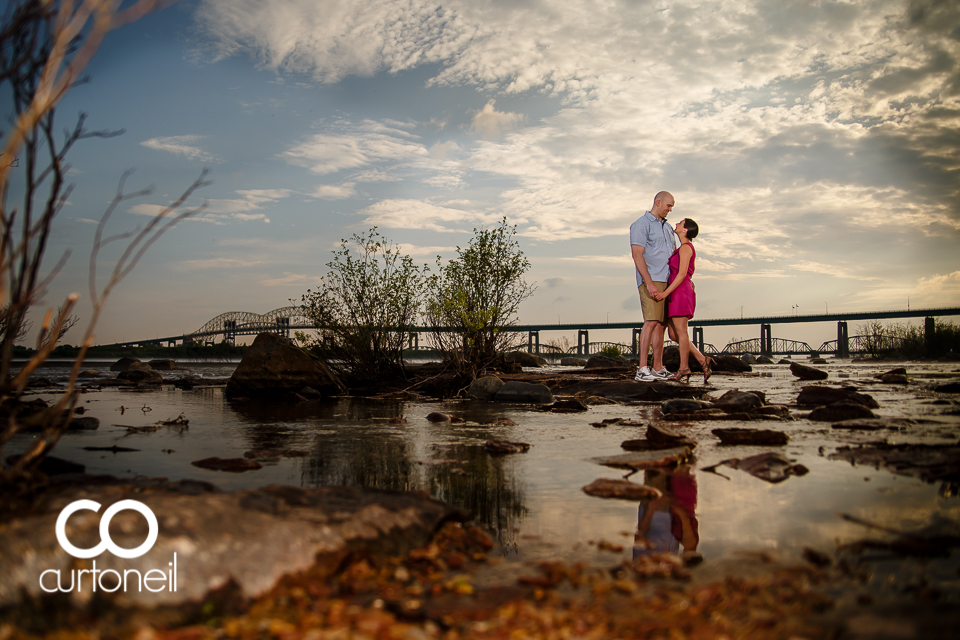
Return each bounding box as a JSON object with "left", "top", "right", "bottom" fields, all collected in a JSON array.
[
  {"left": 925, "top": 317, "right": 936, "bottom": 355},
  {"left": 528, "top": 330, "right": 540, "bottom": 354},
  {"left": 693, "top": 327, "right": 704, "bottom": 353},
  {"left": 632, "top": 328, "right": 642, "bottom": 357},
  {"left": 408, "top": 331, "right": 419, "bottom": 350},
  {"left": 837, "top": 321, "right": 849, "bottom": 358},
  {"left": 578, "top": 329, "right": 589, "bottom": 356},
  {"left": 760, "top": 323, "right": 773, "bottom": 357},
  {"left": 274, "top": 317, "right": 290, "bottom": 337}
]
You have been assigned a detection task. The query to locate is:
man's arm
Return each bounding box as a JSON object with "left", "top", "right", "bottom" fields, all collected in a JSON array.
[{"left": 632, "top": 244, "right": 659, "bottom": 297}]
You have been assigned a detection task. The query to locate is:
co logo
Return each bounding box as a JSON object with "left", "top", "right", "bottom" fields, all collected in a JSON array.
[{"left": 55, "top": 499, "right": 159, "bottom": 559}]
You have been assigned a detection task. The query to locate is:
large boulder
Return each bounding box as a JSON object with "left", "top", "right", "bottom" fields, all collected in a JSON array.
[
  {"left": 110, "top": 357, "right": 140, "bottom": 372},
  {"left": 790, "top": 362, "right": 828, "bottom": 381},
  {"left": 225, "top": 333, "right": 345, "bottom": 399},
  {"left": 560, "top": 357, "right": 587, "bottom": 367},
  {"left": 584, "top": 354, "right": 631, "bottom": 369},
  {"left": 467, "top": 375, "right": 505, "bottom": 400},
  {"left": 503, "top": 351, "right": 546, "bottom": 367},
  {"left": 492, "top": 381, "right": 554, "bottom": 404},
  {"left": 116, "top": 362, "right": 163, "bottom": 384},
  {"left": 796, "top": 385, "right": 879, "bottom": 409}
]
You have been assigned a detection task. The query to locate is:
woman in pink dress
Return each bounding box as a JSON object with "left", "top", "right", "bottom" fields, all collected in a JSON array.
[{"left": 654, "top": 219, "right": 712, "bottom": 383}]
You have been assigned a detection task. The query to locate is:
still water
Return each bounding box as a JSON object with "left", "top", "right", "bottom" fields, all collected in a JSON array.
[{"left": 10, "top": 359, "right": 960, "bottom": 577}]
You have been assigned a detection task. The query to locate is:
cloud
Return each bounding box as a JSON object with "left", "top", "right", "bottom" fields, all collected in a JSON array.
[
  {"left": 362, "top": 199, "right": 495, "bottom": 232},
  {"left": 469, "top": 100, "right": 526, "bottom": 140},
  {"left": 281, "top": 120, "right": 426, "bottom": 174},
  {"left": 141, "top": 135, "right": 217, "bottom": 162},
  {"left": 544, "top": 277, "right": 564, "bottom": 288},
  {"left": 129, "top": 188, "right": 287, "bottom": 224},
  {"left": 259, "top": 272, "right": 318, "bottom": 287},
  {"left": 176, "top": 258, "right": 266, "bottom": 269},
  {"left": 309, "top": 183, "right": 357, "bottom": 199}
]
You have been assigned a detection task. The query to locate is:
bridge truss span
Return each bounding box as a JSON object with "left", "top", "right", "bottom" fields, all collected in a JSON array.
[{"left": 189, "top": 307, "right": 312, "bottom": 343}]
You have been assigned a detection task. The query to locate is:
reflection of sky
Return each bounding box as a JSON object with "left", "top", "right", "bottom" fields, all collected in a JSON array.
[
  {"left": 6, "top": 0, "right": 959, "bottom": 348},
  {"left": 13, "top": 360, "right": 960, "bottom": 566}
]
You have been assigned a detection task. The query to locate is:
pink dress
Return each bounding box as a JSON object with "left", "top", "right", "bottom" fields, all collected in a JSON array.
[{"left": 666, "top": 243, "right": 696, "bottom": 319}]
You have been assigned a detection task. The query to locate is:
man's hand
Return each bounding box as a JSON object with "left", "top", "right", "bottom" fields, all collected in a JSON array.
[{"left": 646, "top": 282, "right": 659, "bottom": 298}]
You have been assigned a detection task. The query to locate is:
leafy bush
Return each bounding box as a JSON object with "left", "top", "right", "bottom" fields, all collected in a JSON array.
[
  {"left": 599, "top": 344, "right": 622, "bottom": 358},
  {"left": 427, "top": 219, "right": 535, "bottom": 378},
  {"left": 299, "top": 229, "right": 429, "bottom": 384}
]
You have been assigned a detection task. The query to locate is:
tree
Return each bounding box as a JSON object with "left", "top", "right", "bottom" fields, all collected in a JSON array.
[
  {"left": 427, "top": 218, "right": 535, "bottom": 378},
  {"left": 0, "top": 0, "right": 207, "bottom": 488},
  {"left": 298, "top": 228, "right": 429, "bottom": 385}
]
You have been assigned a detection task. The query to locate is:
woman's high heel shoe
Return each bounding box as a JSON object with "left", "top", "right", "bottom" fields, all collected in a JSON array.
[
  {"left": 702, "top": 357, "right": 713, "bottom": 384},
  {"left": 669, "top": 369, "right": 692, "bottom": 383}
]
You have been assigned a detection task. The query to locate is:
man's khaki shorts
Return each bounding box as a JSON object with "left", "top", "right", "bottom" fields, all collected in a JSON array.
[{"left": 639, "top": 282, "right": 668, "bottom": 323}]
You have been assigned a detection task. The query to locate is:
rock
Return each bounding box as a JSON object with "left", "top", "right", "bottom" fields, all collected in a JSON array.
[
  {"left": 713, "top": 390, "right": 764, "bottom": 412},
  {"left": 741, "top": 353, "right": 758, "bottom": 365},
  {"left": 503, "top": 351, "right": 546, "bottom": 367},
  {"left": 110, "top": 357, "right": 140, "bottom": 372},
  {"left": 77, "top": 370, "right": 102, "bottom": 378},
  {"left": 5, "top": 454, "right": 85, "bottom": 476},
  {"left": 540, "top": 398, "right": 588, "bottom": 413},
  {"left": 878, "top": 373, "right": 909, "bottom": 384},
  {"left": 831, "top": 418, "right": 913, "bottom": 431},
  {"left": 225, "top": 332, "right": 345, "bottom": 399},
  {"left": 560, "top": 357, "right": 587, "bottom": 366},
  {"left": 116, "top": 362, "right": 164, "bottom": 384},
  {"left": 555, "top": 380, "right": 709, "bottom": 403},
  {"left": 796, "top": 386, "right": 879, "bottom": 409},
  {"left": 581, "top": 479, "right": 663, "bottom": 501},
  {"left": 67, "top": 416, "right": 100, "bottom": 431},
  {"left": 484, "top": 440, "right": 531, "bottom": 454},
  {"left": 584, "top": 354, "right": 631, "bottom": 369},
  {"left": 661, "top": 398, "right": 712, "bottom": 414},
  {"left": 712, "top": 427, "right": 789, "bottom": 446},
  {"left": 591, "top": 447, "right": 693, "bottom": 470},
  {"left": 878, "top": 367, "right": 907, "bottom": 377},
  {"left": 0, "top": 482, "right": 467, "bottom": 614},
  {"left": 711, "top": 355, "right": 752, "bottom": 373},
  {"left": 426, "top": 412, "right": 456, "bottom": 422},
  {"left": 777, "top": 358, "right": 792, "bottom": 365},
  {"left": 790, "top": 362, "right": 828, "bottom": 381},
  {"left": 191, "top": 457, "right": 263, "bottom": 472},
  {"left": 621, "top": 438, "right": 694, "bottom": 452},
  {"left": 646, "top": 423, "right": 695, "bottom": 446},
  {"left": 703, "top": 452, "right": 809, "bottom": 483},
  {"left": 492, "top": 381, "right": 554, "bottom": 404},
  {"left": 935, "top": 382, "right": 960, "bottom": 394},
  {"left": 147, "top": 359, "right": 179, "bottom": 370},
  {"left": 296, "top": 386, "right": 322, "bottom": 399},
  {"left": 467, "top": 376, "right": 505, "bottom": 401},
  {"left": 808, "top": 401, "right": 876, "bottom": 422},
  {"left": 810, "top": 358, "right": 827, "bottom": 364},
  {"left": 755, "top": 355, "right": 775, "bottom": 364},
  {"left": 244, "top": 449, "right": 310, "bottom": 461}
]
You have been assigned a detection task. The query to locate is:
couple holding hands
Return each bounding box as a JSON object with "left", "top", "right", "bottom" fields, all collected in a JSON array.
[{"left": 630, "top": 191, "right": 713, "bottom": 383}]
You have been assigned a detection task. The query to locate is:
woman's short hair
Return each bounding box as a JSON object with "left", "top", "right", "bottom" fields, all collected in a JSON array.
[{"left": 683, "top": 218, "right": 699, "bottom": 239}]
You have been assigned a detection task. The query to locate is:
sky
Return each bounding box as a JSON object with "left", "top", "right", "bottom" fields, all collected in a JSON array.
[{"left": 6, "top": 0, "right": 960, "bottom": 351}]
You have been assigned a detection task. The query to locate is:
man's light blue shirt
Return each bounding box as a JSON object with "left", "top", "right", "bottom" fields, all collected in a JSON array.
[{"left": 630, "top": 211, "right": 676, "bottom": 286}]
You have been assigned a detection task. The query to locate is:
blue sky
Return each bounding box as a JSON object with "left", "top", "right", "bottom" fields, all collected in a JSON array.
[{"left": 9, "top": 0, "right": 960, "bottom": 349}]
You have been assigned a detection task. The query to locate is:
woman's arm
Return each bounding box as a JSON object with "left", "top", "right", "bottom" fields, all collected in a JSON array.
[{"left": 656, "top": 244, "right": 692, "bottom": 300}]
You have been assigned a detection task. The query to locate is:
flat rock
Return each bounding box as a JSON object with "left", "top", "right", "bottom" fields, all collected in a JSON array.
[
  {"left": 796, "top": 386, "right": 879, "bottom": 409},
  {"left": 661, "top": 398, "right": 712, "bottom": 414},
  {"left": 0, "top": 482, "right": 467, "bottom": 613},
  {"left": 935, "top": 382, "right": 960, "bottom": 394},
  {"left": 557, "top": 380, "right": 708, "bottom": 402},
  {"left": 191, "top": 457, "right": 263, "bottom": 472},
  {"left": 790, "top": 362, "right": 828, "bottom": 380},
  {"left": 109, "top": 357, "right": 141, "bottom": 372},
  {"left": 116, "top": 362, "right": 164, "bottom": 384},
  {"left": 67, "top": 416, "right": 100, "bottom": 431},
  {"left": 831, "top": 418, "right": 913, "bottom": 431},
  {"left": 581, "top": 479, "right": 663, "bottom": 501},
  {"left": 467, "top": 375, "right": 504, "bottom": 400},
  {"left": 591, "top": 446, "right": 692, "bottom": 470},
  {"left": 807, "top": 401, "right": 876, "bottom": 422},
  {"left": 584, "top": 354, "right": 632, "bottom": 369},
  {"left": 621, "top": 438, "right": 695, "bottom": 452},
  {"left": 712, "top": 427, "right": 789, "bottom": 446},
  {"left": 539, "top": 398, "right": 588, "bottom": 413},
  {"left": 830, "top": 443, "right": 960, "bottom": 483},
  {"left": 560, "top": 357, "right": 587, "bottom": 366},
  {"left": 503, "top": 352, "right": 545, "bottom": 368},
  {"left": 878, "top": 373, "right": 909, "bottom": 384},
  {"left": 225, "top": 332, "right": 345, "bottom": 399},
  {"left": 492, "top": 381, "right": 553, "bottom": 404},
  {"left": 646, "top": 423, "right": 695, "bottom": 446}
]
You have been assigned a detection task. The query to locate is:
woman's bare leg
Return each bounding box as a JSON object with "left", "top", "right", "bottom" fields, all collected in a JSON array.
[{"left": 672, "top": 317, "right": 691, "bottom": 371}]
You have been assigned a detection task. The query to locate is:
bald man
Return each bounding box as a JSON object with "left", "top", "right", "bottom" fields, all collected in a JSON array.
[{"left": 630, "top": 191, "right": 677, "bottom": 381}]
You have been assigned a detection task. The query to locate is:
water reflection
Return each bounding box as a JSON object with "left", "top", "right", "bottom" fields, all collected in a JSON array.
[
  {"left": 634, "top": 465, "right": 699, "bottom": 558},
  {"left": 227, "top": 397, "right": 528, "bottom": 546}
]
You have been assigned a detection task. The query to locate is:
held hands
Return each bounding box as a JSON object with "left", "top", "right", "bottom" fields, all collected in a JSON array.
[
  {"left": 646, "top": 282, "right": 660, "bottom": 299},
  {"left": 652, "top": 289, "right": 667, "bottom": 301}
]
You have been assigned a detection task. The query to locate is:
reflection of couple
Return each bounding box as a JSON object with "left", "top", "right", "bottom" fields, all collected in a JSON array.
[
  {"left": 634, "top": 465, "right": 699, "bottom": 557},
  {"left": 630, "top": 191, "right": 713, "bottom": 383}
]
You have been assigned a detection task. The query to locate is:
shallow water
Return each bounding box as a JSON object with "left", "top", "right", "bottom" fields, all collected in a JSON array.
[{"left": 9, "top": 359, "right": 960, "bottom": 587}]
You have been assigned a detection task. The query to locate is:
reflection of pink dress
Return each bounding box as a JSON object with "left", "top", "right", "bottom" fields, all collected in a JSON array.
[{"left": 666, "top": 244, "right": 696, "bottom": 319}]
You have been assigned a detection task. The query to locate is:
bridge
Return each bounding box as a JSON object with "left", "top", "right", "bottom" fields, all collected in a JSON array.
[{"left": 103, "top": 305, "right": 960, "bottom": 358}]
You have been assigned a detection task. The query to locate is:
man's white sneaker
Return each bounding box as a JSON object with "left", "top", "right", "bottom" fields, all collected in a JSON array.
[
  {"left": 635, "top": 366, "right": 659, "bottom": 382},
  {"left": 653, "top": 368, "right": 671, "bottom": 379}
]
